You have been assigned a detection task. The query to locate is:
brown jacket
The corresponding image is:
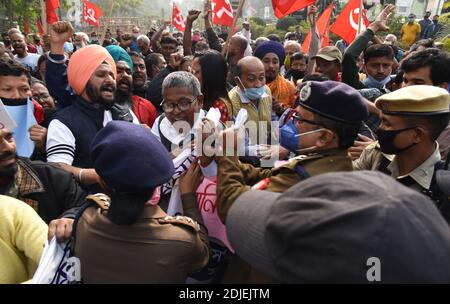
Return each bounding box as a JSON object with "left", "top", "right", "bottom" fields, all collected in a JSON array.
[{"left": 75, "top": 193, "right": 210, "bottom": 283}]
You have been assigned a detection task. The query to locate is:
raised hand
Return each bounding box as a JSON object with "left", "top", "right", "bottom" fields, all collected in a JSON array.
[
  {"left": 369, "top": 4, "right": 396, "bottom": 33},
  {"left": 50, "top": 21, "right": 74, "bottom": 47},
  {"left": 187, "top": 10, "right": 201, "bottom": 24}
]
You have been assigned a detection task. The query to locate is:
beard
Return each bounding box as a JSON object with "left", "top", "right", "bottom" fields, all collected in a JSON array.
[
  {"left": 86, "top": 81, "right": 115, "bottom": 110},
  {"left": 115, "top": 78, "right": 133, "bottom": 105},
  {"left": 0, "top": 152, "right": 18, "bottom": 179}
]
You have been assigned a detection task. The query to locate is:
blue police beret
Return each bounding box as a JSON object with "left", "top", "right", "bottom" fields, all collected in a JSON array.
[
  {"left": 90, "top": 121, "right": 175, "bottom": 193},
  {"left": 298, "top": 81, "right": 369, "bottom": 125},
  {"left": 254, "top": 41, "right": 286, "bottom": 65}
]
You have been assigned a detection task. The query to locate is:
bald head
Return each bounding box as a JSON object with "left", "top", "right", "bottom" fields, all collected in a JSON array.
[{"left": 235, "top": 56, "right": 266, "bottom": 91}]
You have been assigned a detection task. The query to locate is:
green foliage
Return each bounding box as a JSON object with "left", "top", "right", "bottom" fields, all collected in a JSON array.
[
  {"left": 276, "top": 16, "right": 297, "bottom": 31},
  {"left": 386, "top": 14, "right": 404, "bottom": 40},
  {"left": 250, "top": 17, "right": 266, "bottom": 27}
]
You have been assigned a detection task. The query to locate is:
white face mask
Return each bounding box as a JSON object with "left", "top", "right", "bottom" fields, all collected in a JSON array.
[{"left": 295, "top": 128, "right": 327, "bottom": 154}]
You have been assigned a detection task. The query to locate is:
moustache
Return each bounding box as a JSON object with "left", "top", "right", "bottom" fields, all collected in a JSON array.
[
  {"left": 100, "top": 84, "right": 115, "bottom": 93},
  {"left": 0, "top": 151, "right": 16, "bottom": 162},
  {"left": 133, "top": 72, "right": 146, "bottom": 80}
]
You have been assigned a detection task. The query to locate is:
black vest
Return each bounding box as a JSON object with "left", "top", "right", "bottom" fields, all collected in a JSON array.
[{"left": 52, "top": 97, "right": 105, "bottom": 168}]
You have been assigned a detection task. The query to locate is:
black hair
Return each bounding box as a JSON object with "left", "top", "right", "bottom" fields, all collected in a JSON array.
[
  {"left": 160, "top": 36, "right": 178, "bottom": 46},
  {"left": 107, "top": 190, "right": 154, "bottom": 225},
  {"left": 267, "top": 34, "right": 281, "bottom": 43},
  {"left": 402, "top": 113, "right": 450, "bottom": 141},
  {"left": 128, "top": 51, "right": 144, "bottom": 60},
  {"left": 314, "top": 114, "right": 362, "bottom": 149},
  {"left": 37, "top": 53, "right": 47, "bottom": 68},
  {"left": 400, "top": 48, "right": 450, "bottom": 86},
  {"left": 302, "top": 73, "right": 330, "bottom": 82},
  {"left": 410, "top": 39, "right": 434, "bottom": 52},
  {"left": 193, "top": 50, "right": 230, "bottom": 109},
  {"left": 364, "top": 44, "right": 394, "bottom": 63},
  {"left": 291, "top": 52, "right": 309, "bottom": 64},
  {"left": 0, "top": 58, "right": 31, "bottom": 84},
  {"left": 144, "top": 53, "right": 163, "bottom": 77}
]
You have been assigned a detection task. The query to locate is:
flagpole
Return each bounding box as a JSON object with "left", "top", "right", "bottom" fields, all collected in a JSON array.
[
  {"left": 223, "top": 0, "right": 247, "bottom": 59},
  {"left": 40, "top": 0, "right": 47, "bottom": 34},
  {"left": 100, "top": 0, "right": 115, "bottom": 46},
  {"left": 357, "top": 0, "right": 363, "bottom": 35}
]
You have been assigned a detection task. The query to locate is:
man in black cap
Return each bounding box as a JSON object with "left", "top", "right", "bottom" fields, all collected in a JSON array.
[{"left": 226, "top": 171, "right": 450, "bottom": 283}]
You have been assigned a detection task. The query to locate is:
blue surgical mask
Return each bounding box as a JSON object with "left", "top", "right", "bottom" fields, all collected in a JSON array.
[
  {"left": 244, "top": 86, "right": 266, "bottom": 101},
  {"left": 280, "top": 119, "right": 299, "bottom": 153},
  {"left": 363, "top": 75, "right": 391, "bottom": 89},
  {"left": 237, "top": 77, "right": 266, "bottom": 101}
]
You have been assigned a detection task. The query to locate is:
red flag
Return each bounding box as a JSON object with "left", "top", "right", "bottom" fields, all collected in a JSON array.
[
  {"left": 46, "top": 0, "right": 59, "bottom": 24},
  {"left": 272, "top": 0, "right": 316, "bottom": 19},
  {"left": 211, "top": 0, "right": 234, "bottom": 27},
  {"left": 23, "top": 17, "right": 29, "bottom": 34},
  {"left": 302, "top": 3, "right": 334, "bottom": 51},
  {"left": 83, "top": 0, "right": 103, "bottom": 27},
  {"left": 172, "top": 2, "right": 186, "bottom": 32},
  {"left": 330, "top": 0, "right": 369, "bottom": 44},
  {"left": 37, "top": 18, "right": 45, "bottom": 36}
]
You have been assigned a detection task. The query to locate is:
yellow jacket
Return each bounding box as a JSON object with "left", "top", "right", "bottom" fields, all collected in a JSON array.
[{"left": 0, "top": 195, "right": 47, "bottom": 284}]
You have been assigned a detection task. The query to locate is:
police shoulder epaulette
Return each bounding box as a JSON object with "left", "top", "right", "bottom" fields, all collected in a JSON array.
[
  {"left": 290, "top": 153, "right": 324, "bottom": 163},
  {"left": 158, "top": 215, "right": 201, "bottom": 232},
  {"left": 85, "top": 193, "right": 111, "bottom": 211}
]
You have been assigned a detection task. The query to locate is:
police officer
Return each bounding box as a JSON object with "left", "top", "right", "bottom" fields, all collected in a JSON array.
[
  {"left": 217, "top": 80, "right": 369, "bottom": 223},
  {"left": 354, "top": 85, "right": 450, "bottom": 222},
  {"left": 216, "top": 80, "right": 369, "bottom": 283},
  {"left": 72, "top": 121, "right": 210, "bottom": 283}
]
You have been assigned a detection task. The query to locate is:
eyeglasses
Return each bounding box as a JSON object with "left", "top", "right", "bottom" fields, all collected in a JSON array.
[
  {"left": 160, "top": 97, "right": 197, "bottom": 113},
  {"left": 292, "top": 114, "right": 322, "bottom": 127},
  {"left": 33, "top": 93, "right": 51, "bottom": 102}
]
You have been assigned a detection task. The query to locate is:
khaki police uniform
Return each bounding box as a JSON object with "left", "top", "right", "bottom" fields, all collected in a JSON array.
[
  {"left": 354, "top": 85, "right": 450, "bottom": 204},
  {"left": 217, "top": 150, "right": 353, "bottom": 223},
  {"left": 75, "top": 193, "right": 210, "bottom": 283}
]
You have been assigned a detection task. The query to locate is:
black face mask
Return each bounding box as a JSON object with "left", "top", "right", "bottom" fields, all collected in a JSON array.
[
  {"left": 0, "top": 97, "right": 28, "bottom": 106},
  {"left": 433, "top": 20, "right": 438, "bottom": 24},
  {"left": 376, "top": 127, "right": 417, "bottom": 155},
  {"left": 287, "top": 69, "right": 305, "bottom": 81}
]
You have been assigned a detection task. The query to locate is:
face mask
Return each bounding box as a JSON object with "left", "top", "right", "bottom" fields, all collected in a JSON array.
[
  {"left": 237, "top": 77, "right": 266, "bottom": 101},
  {"left": 0, "top": 97, "right": 28, "bottom": 106},
  {"left": 288, "top": 69, "right": 305, "bottom": 81},
  {"left": 376, "top": 127, "right": 417, "bottom": 155},
  {"left": 284, "top": 55, "right": 291, "bottom": 70},
  {"left": 433, "top": 20, "right": 438, "bottom": 24},
  {"left": 363, "top": 75, "right": 391, "bottom": 89},
  {"left": 280, "top": 119, "right": 299, "bottom": 153},
  {"left": 408, "top": 18, "right": 415, "bottom": 23}
]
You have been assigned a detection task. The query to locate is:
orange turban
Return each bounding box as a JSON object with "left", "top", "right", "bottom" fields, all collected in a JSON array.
[{"left": 67, "top": 45, "right": 117, "bottom": 95}]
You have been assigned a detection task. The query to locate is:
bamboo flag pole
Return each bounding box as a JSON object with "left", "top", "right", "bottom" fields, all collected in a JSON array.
[
  {"left": 100, "top": 0, "right": 115, "bottom": 46},
  {"left": 223, "top": 0, "right": 247, "bottom": 59},
  {"left": 357, "top": 0, "right": 363, "bottom": 36},
  {"left": 40, "top": 0, "right": 47, "bottom": 34}
]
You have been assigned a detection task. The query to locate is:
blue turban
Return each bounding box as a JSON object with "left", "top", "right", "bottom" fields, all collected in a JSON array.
[
  {"left": 105, "top": 45, "right": 134, "bottom": 73},
  {"left": 254, "top": 41, "right": 286, "bottom": 65}
]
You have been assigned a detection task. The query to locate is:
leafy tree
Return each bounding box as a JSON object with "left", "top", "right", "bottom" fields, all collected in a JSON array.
[{"left": 276, "top": 16, "right": 298, "bottom": 31}]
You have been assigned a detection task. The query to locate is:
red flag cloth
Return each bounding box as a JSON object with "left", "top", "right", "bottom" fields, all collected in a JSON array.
[
  {"left": 211, "top": 0, "right": 234, "bottom": 27},
  {"left": 49, "top": 0, "right": 60, "bottom": 9},
  {"left": 330, "top": 0, "right": 369, "bottom": 44},
  {"left": 46, "top": 0, "right": 59, "bottom": 24},
  {"left": 272, "top": 0, "right": 315, "bottom": 19},
  {"left": 302, "top": 3, "right": 334, "bottom": 52},
  {"left": 23, "top": 17, "right": 29, "bottom": 34},
  {"left": 83, "top": 0, "right": 103, "bottom": 27},
  {"left": 37, "top": 18, "right": 45, "bottom": 36},
  {"left": 172, "top": 3, "right": 186, "bottom": 32}
]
